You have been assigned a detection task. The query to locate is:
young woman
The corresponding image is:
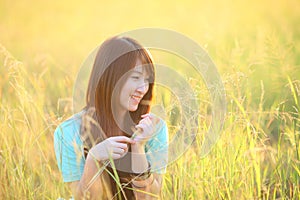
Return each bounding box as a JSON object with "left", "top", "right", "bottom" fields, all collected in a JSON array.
[{"left": 54, "top": 36, "right": 168, "bottom": 199}]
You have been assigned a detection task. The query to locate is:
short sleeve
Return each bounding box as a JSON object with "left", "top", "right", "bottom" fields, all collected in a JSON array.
[
  {"left": 145, "top": 119, "right": 168, "bottom": 174},
  {"left": 54, "top": 119, "right": 85, "bottom": 182}
]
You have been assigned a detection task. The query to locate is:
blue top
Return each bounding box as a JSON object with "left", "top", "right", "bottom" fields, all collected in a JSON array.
[{"left": 54, "top": 111, "right": 168, "bottom": 182}]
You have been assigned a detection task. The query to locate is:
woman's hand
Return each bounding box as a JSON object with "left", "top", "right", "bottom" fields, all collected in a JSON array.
[
  {"left": 133, "top": 114, "right": 159, "bottom": 145},
  {"left": 88, "top": 136, "right": 135, "bottom": 161}
]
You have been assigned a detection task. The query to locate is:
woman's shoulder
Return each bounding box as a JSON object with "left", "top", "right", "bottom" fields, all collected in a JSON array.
[
  {"left": 54, "top": 111, "right": 84, "bottom": 138},
  {"left": 151, "top": 113, "right": 167, "bottom": 130},
  {"left": 145, "top": 113, "right": 168, "bottom": 167},
  {"left": 149, "top": 113, "right": 168, "bottom": 142}
]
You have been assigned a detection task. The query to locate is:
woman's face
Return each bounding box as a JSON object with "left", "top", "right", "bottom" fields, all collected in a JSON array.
[{"left": 119, "top": 59, "right": 150, "bottom": 112}]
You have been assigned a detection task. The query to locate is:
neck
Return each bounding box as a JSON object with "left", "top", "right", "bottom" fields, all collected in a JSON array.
[{"left": 114, "top": 110, "right": 126, "bottom": 133}]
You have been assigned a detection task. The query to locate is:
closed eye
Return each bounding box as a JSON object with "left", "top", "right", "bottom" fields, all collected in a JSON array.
[
  {"left": 144, "top": 78, "right": 150, "bottom": 83},
  {"left": 131, "top": 76, "right": 140, "bottom": 80}
]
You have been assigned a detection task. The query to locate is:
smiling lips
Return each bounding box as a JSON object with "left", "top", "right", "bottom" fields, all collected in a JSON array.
[{"left": 130, "top": 94, "right": 143, "bottom": 104}]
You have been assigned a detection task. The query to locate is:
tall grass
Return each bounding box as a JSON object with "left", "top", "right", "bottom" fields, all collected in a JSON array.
[{"left": 1, "top": 0, "right": 300, "bottom": 199}]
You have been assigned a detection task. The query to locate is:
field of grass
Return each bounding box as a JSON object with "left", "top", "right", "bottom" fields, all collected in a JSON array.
[{"left": 1, "top": 0, "right": 299, "bottom": 199}]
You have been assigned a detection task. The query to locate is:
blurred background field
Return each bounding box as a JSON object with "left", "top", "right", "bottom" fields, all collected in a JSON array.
[{"left": 0, "top": 0, "right": 299, "bottom": 199}]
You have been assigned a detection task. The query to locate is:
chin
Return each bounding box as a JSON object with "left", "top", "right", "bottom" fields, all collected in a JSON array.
[{"left": 128, "top": 106, "right": 138, "bottom": 112}]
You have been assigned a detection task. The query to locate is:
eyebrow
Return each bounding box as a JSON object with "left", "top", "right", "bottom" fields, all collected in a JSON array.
[
  {"left": 131, "top": 70, "right": 143, "bottom": 75},
  {"left": 131, "top": 70, "right": 150, "bottom": 78}
]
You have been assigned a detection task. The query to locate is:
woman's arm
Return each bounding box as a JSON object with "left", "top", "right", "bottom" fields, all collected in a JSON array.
[
  {"left": 68, "top": 155, "right": 103, "bottom": 199},
  {"left": 69, "top": 136, "right": 135, "bottom": 200},
  {"left": 131, "top": 114, "right": 167, "bottom": 199},
  {"left": 69, "top": 154, "right": 112, "bottom": 199},
  {"left": 132, "top": 173, "right": 163, "bottom": 199},
  {"left": 131, "top": 143, "right": 163, "bottom": 199}
]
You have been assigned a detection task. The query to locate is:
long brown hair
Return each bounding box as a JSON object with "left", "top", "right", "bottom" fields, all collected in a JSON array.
[
  {"left": 81, "top": 36, "right": 155, "bottom": 199},
  {"left": 82, "top": 36, "right": 154, "bottom": 147}
]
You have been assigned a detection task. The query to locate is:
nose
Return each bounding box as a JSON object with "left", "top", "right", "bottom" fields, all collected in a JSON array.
[{"left": 136, "top": 82, "right": 149, "bottom": 94}]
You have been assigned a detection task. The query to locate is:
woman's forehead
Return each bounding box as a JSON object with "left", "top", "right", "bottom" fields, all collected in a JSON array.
[{"left": 133, "top": 59, "right": 150, "bottom": 76}]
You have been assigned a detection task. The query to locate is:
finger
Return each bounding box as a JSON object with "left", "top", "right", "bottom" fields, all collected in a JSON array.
[
  {"left": 113, "top": 147, "right": 125, "bottom": 155},
  {"left": 114, "top": 143, "right": 128, "bottom": 150},
  {"left": 111, "top": 153, "right": 122, "bottom": 159},
  {"left": 142, "top": 114, "right": 159, "bottom": 125},
  {"left": 138, "top": 117, "right": 147, "bottom": 124},
  {"left": 140, "top": 115, "right": 151, "bottom": 122},
  {"left": 133, "top": 127, "right": 142, "bottom": 134},
  {"left": 135, "top": 123, "right": 147, "bottom": 131},
  {"left": 134, "top": 135, "right": 149, "bottom": 142},
  {"left": 113, "top": 136, "right": 136, "bottom": 144},
  {"left": 145, "top": 117, "right": 152, "bottom": 125},
  {"left": 138, "top": 120, "right": 153, "bottom": 131},
  {"left": 146, "top": 118, "right": 152, "bottom": 125},
  {"left": 141, "top": 113, "right": 149, "bottom": 117},
  {"left": 138, "top": 118, "right": 151, "bottom": 127},
  {"left": 141, "top": 113, "right": 153, "bottom": 119},
  {"left": 131, "top": 128, "right": 142, "bottom": 140}
]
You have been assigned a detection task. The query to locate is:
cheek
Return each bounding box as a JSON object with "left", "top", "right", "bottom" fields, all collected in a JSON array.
[
  {"left": 121, "top": 81, "right": 134, "bottom": 96},
  {"left": 144, "top": 84, "right": 150, "bottom": 95}
]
